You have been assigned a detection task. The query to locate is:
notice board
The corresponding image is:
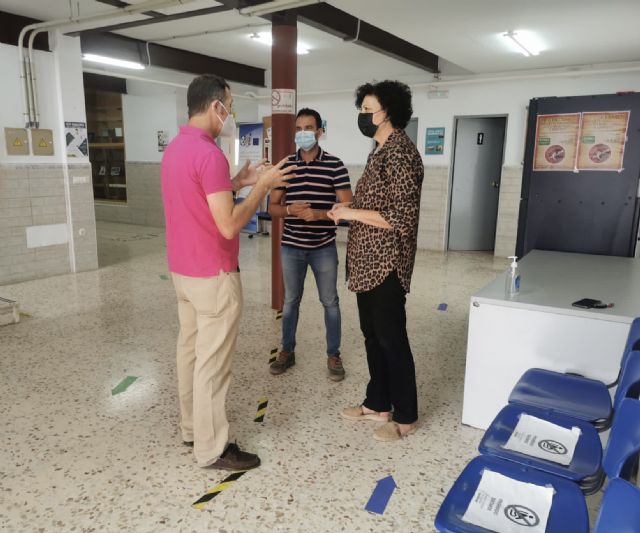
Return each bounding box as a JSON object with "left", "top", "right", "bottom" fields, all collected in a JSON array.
[{"left": 516, "top": 93, "right": 640, "bottom": 258}]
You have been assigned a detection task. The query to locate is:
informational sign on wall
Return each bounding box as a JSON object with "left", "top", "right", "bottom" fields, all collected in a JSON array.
[
  {"left": 532, "top": 113, "right": 581, "bottom": 171},
  {"left": 271, "top": 88, "right": 296, "bottom": 114},
  {"left": 157, "top": 130, "right": 169, "bottom": 152},
  {"left": 577, "top": 111, "right": 630, "bottom": 171},
  {"left": 65, "top": 121, "right": 88, "bottom": 158},
  {"left": 425, "top": 127, "right": 445, "bottom": 155},
  {"left": 238, "top": 123, "right": 263, "bottom": 166},
  {"left": 533, "top": 111, "right": 630, "bottom": 172}
]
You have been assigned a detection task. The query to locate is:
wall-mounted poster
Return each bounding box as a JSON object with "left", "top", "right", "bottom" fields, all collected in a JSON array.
[
  {"left": 533, "top": 113, "right": 580, "bottom": 171},
  {"left": 238, "top": 123, "right": 263, "bottom": 167},
  {"left": 577, "top": 111, "right": 630, "bottom": 171},
  {"left": 65, "top": 121, "right": 88, "bottom": 158},
  {"left": 157, "top": 130, "right": 169, "bottom": 152},
  {"left": 425, "top": 127, "right": 445, "bottom": 155}
]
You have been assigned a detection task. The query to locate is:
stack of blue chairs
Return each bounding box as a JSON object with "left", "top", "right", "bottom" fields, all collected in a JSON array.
[{"left": 435, "top": 318, "right": 640, "bottom": 533}]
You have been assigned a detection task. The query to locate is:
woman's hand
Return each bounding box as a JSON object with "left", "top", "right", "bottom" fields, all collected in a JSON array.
[{"left": 328, "top": 203, "right": 355, "bottom": 224}]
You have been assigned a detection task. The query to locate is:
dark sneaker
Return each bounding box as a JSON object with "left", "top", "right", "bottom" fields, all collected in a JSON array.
[
  {"left": 208, "top": 442, "right": 261, "bottom": 471},
  {"left": 270, "top": 351, "right": 295, "bottom": 375},
  {"left": 327, "top": 355, "right": 345, "bottom": 381}
]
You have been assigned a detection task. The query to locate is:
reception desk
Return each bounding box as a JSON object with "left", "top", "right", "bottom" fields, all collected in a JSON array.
[{"left": 462, "top": 250, "right": 640, "bottom": 430}]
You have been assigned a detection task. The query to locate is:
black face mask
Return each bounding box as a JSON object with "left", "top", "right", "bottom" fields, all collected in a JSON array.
[{"left": 358, "top": 112, "right": 379, "bottom": 138}]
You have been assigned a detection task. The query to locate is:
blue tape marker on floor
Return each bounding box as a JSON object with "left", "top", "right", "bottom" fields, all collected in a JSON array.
[
  {"left": 437, "top": 303, "right": 448, "bottom": 311},
  {"left": 365, "top": 475, "right": 397, "bottom": 515}
]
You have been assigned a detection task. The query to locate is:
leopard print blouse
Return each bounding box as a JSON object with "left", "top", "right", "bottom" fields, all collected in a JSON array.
[{"left": 347, "top": 128, "right": 423, "bottom": 294}]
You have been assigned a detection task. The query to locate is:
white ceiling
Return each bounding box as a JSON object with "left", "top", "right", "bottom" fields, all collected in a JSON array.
[{"left": 2, "top": 0, "right": 640, "bottom": 92}]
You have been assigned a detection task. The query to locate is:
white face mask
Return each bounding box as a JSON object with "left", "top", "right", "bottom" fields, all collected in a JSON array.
[{"left": 215, "top": 101, "right": 236, "bottom": 138}]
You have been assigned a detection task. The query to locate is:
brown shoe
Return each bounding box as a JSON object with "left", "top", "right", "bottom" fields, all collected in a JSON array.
[
  {"left": 270, "top": 351, "right": 295, "bottom": 375},
  {"left": 327, "top": 355, "right": 345, "bottom": 381},
  {"left": 207, "top": 442, "right": 260, "bottom": 471}
]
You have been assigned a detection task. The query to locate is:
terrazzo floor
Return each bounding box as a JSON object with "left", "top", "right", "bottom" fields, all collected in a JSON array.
[{"left": 0, "top": 222, "right": 601, "bottom": 532}]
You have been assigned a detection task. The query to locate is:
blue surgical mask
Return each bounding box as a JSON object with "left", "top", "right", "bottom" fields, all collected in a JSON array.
[{"left": 295, "top": 130, "right": 317, "bottom": 151}]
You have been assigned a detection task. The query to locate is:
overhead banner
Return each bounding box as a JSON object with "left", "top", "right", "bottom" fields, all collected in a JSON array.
[
  {"left": 577, "top": 111, "right": 629, "bottom": 171},
  {"left": 532, "top": 113, "right": 581, "bottom": 171}
]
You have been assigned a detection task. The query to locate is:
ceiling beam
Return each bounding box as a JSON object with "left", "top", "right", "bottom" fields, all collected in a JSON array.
[
  {"left": 0, "top": 11, "right": 49, "bottom": 51},
  {"left": 216, "top": 1, "right": 439, "bottom": 73},
  {"left": 294, "top": 3, "right": 439, "bottom": 73},
  {"left": 80, "top": 32, "right": 265, "bottom": 86},
  {"left": 93, "top": 0, "right": 164, "bottom": 18},
  {"left": 68, "top": 3, "right": 234, "bottom": 36}
]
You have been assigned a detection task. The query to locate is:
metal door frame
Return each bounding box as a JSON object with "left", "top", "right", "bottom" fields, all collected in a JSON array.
[{"left": 446, "top": 114, "right": 509, "bottom": 251}]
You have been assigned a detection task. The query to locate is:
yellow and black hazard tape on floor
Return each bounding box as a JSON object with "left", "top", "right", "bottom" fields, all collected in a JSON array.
[
  {"left": 269, "top": 347, "right": 278, "bottom": 364},
  {"left": 192, "top": 470, "right": 248, "bottom": 509},
  {"left": 275, "top": 310, "right": 282, "bottom": 321},
  {"left": 254, "top": 397, "right": 268, "bottom": 422}
]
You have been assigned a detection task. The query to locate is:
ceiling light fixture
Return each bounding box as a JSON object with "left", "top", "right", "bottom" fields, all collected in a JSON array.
[
  {"left": 249, "top": 32, "right": 309, "bottom": 55},
  {"left": 503, "top": 31, "right": 541, "bottom": 57},
  {"left": 82, "top": 53, "right": 145, "bottom": 70}
]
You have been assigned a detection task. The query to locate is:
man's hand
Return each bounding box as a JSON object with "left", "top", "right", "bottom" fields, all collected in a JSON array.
[
  {"left": 257, "top": 157, "right": 298, "bottom": 191},
  {"left": 234, "top": 159, "right": 268, "bottom": 190},
  {"left": 288, "top": 202, "right": 311, "bottom": 218},
  {"left": 298, "top": 207, "right": 319, "bottom": 222}
]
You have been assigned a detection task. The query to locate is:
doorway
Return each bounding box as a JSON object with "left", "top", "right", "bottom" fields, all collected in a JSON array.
[{"left": 448, "top": 116, "right": 507, "bottom": 251}]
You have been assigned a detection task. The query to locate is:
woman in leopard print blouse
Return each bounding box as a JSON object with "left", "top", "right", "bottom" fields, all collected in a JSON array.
[{"left": 328, "top": 80, "right": 423, "bottom": 442}]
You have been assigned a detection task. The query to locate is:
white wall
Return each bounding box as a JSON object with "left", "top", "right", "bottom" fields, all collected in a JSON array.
[
  {"left": 122, "top": 93, "right": 180, "bottom": 163},
  {"left": 289, "top": 70, "right": 640, "bottom": 166},
  {"left": 122, "top": 79, "right": 260, "bottom": 162},
  {"left": 0, "top": 39, "right": 90, "bottom": 165}
]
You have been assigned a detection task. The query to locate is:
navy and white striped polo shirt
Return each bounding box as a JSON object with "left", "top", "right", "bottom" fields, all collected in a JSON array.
[{"left": 280, "top": 148, "right": 351, "bottom": 249}]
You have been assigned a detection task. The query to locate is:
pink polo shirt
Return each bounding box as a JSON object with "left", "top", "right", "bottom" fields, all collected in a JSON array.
[{"left": 161, "top": 125, "right": 238, "bottom": 277}]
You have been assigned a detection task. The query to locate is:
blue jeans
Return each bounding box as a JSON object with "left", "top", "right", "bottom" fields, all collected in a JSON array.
[{"left": 281, "top": 243, "right": 341, "bottom": 357}]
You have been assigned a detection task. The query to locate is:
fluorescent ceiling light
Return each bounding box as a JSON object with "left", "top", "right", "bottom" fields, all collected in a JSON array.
[
  {"left": 82, "top": 53, "right": 145, "bottom": 70},
  {"left": 502, "top": 31, "right": 542, "bottom": 57},
  {"left": 250, "top": 32, "right": 309, "bottom": 55}
]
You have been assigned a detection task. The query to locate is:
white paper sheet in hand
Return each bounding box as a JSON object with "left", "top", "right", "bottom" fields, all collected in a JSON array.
[
  {"left": 503, "top": 414, "right": 581, "bottom": 466},
  {"left": 462, "top": 469, "right": 553, "bottom": 533}
]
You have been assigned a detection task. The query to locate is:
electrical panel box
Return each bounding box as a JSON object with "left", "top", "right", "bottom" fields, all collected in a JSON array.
[
  {"left": 31, "top": 128, "right": 54, "bottom": 156},
  {"left": 4, "top": 127, "right": 29, "bottom": 155}
]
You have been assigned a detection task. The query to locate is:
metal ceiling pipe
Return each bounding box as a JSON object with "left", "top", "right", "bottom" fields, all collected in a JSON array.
[{"left": 17, "top": 0, "right": 198, "bottom": 127}]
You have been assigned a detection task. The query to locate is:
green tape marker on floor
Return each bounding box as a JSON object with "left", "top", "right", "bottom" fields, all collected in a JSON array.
[
  {"left": 111, "top": 376, "right": 138, "bottom": 396},
  {"left": 159, "top": 274, "right": 169, "bottom": 280}
]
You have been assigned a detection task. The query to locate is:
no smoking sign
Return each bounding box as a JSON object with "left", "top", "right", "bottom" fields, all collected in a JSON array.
[{"left": 271, "top": 88, "right": 296, "bottom": 114}]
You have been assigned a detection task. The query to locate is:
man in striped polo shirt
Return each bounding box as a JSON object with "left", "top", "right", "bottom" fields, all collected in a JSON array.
[{"left": 268, "top": 108, "right": 353, "bottom": 381}]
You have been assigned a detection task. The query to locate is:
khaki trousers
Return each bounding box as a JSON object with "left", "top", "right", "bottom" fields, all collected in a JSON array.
[{"left": 172, "top": 271, "right": 243, "bottom": 467}]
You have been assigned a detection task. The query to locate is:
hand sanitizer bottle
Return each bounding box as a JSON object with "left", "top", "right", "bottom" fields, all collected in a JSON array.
[{"left": 505, "top": 256, "right": 521, "bottom": 299}]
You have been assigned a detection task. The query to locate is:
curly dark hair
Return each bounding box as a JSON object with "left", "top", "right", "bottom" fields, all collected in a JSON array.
[
  {"left": 354, "top": 80, "right": 413, "bottom": 129},
  {"left": 296, "top": 107, "right": 322, "bottom": 129}
]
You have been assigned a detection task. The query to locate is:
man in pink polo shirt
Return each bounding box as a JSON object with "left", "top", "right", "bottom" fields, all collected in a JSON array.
[{"left": 161, "top": 74, "right": 295, "bottom": 470}]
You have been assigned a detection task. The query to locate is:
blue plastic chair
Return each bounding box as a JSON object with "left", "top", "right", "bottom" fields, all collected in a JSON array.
[
  {"left": 593, "top": 478, "right": 640, "bottom": 533},
  {"left": 481, "top": 351, "right": 640, "bottom": 490},
  {"left": 602, "top": 398, "right": 640, "bottom": 481},
  {"left": 434, "top": 455, "right": 589, "bottom": 533},
  {"left": 436, "top": 399, "right": 640, "bottom": 532},
  {"left": 593, "top": 398, "right": 640, "bottom": 533},
  {"left": 509, "top": 320, "right": 640, "bottom": 431},
  {"left": 478, "top": 404, "right": 604, "bottom": 494}
]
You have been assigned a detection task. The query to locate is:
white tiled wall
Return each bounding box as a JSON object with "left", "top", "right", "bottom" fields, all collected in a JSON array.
[{"left": 0, "top": 163, "right": 98, "bottom": 285}]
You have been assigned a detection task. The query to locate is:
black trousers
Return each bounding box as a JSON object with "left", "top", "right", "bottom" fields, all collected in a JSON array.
[{"left": 356, "top": 271, "right": 418, "bottom": 424}]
